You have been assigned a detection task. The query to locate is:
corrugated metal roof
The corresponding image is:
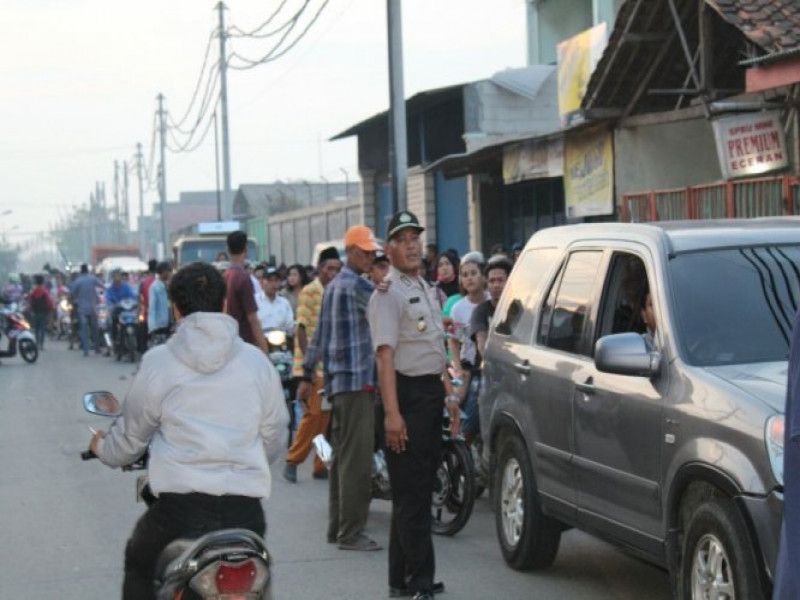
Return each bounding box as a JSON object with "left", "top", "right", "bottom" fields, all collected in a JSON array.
[{"left": 490, "top": 65, "right": 556, "bottom": 100}]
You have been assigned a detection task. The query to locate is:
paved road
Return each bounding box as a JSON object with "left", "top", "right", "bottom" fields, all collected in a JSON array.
[{"left": 0, "top": 339, "right": 672, "bottom": 599}]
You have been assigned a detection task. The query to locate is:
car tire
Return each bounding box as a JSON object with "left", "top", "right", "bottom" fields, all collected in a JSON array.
[
  {"left": 493, "top": 434, "right": 561, "bottom": 571},
  {"left": 679, "top": 497, "right": 763, "bottom": 600}
]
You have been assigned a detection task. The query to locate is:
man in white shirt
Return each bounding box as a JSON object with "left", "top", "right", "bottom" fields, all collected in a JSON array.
[{"left": 257, "top": 266, "right": 294, "bottom": 335}]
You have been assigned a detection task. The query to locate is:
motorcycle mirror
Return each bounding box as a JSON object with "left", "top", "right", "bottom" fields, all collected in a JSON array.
[{"left": 83, "top": 391, "right": 122, "bottom": 417}]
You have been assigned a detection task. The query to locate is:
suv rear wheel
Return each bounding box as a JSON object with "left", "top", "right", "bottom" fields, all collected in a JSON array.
[
  {"left": 679, "top": 497, "right": 763, "bottom": 600},
  {"left": 493, "top": 434, "right": 561, "bottom": 570}
]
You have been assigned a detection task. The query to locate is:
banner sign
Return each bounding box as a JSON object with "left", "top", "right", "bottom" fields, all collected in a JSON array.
[
  {"left": 564, "top": 126, "right": 614, "bottom": 218},
  {"left": 557, "top": 23, "right": 608, "bottom": 128},
  {"left": 712, "top": 111, "right": 788, "bottom": 179},
  {"left": 503, "top": 137, "right": 564, "bottom": 184}
]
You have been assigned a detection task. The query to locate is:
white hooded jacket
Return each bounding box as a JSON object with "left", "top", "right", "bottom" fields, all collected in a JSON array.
[{"left": 97, "top": 312, "right": 289, "bottom": 498}]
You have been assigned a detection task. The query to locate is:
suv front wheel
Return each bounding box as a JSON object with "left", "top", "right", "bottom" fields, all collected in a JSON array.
[
  {"left": 493, "top": 434, "right": 561, "bottom": 570},
  {"left": 679, "top": 497, "right": 763, "bottom": 600}
]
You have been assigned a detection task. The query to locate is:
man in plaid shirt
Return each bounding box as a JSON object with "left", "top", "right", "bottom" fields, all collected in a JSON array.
[{"left": 300, "top": 225, "right": 381, "bottom": 551}]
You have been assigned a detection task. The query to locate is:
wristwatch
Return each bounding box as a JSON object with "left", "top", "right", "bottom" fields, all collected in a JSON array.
[{"left": 445, "top": 394, "right": 460, "bottom": 406}]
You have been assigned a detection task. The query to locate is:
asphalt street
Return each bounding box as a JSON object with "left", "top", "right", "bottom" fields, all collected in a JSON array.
[{"left": 0, "top": 338, "right": 672, "bottom": 599}]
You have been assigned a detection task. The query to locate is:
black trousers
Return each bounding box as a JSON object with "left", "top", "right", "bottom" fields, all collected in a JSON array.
[
  {"left": 384, "top": 373, "right": 444, "bottom": 595},
  {"left": 123, "top": 492, "right": 265, "bottom": 600}
]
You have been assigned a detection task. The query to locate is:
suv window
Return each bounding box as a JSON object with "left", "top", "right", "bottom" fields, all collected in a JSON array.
[
  {"left": 596, "top": 252, "right": 650, "bottom": 340},
  {"left": 494, "top": 247, "right": 559, "bottom": 342},
  {"left": 538, "top": 250, "right": 603, "bottom": 355},
  {"left": 672, "top": 245, "right": 800, "bottom": 365}
]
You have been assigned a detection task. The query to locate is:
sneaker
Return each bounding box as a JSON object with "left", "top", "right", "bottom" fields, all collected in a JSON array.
[
  {"left": 283, "top": 463, "right": 297, "bottom": 483},
  {"left": 338, "top": 533, "right": 381, "bottom": 551}
]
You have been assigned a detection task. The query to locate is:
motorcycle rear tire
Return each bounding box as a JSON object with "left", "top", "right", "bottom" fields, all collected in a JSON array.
[
  {"left": 19, "top": 339, "right": 38, "bottom": 363},
  {"left": 432, "top": 438, "right": 475, "bottom": 537},
  {"left": 126, "top": 330, "right": 136, "bottom": 363}
]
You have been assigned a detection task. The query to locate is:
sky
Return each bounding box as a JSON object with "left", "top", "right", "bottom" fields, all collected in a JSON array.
[{"left": 1, "top": 0, "right": 527, "bottom": 254}]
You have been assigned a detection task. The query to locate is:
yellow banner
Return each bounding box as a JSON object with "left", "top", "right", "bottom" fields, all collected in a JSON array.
[
  {"left": 564, "top": 126, "right": 614, "bottom": 218},
  {"left": 557, "top": 23, "right": 607, "bottom": 128}
]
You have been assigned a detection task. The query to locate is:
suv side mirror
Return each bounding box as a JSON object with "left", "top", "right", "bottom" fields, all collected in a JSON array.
[{"left": 595, "top": 332, "right": 661, "bottom": 377}]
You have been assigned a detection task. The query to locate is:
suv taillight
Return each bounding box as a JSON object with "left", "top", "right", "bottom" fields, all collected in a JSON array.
[{"left": 189, "top": 558, "right": 269, "bottom": 598}]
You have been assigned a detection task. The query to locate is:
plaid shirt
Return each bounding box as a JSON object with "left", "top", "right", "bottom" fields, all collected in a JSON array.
[{"left": 302, "top": 265, "right": 376, "bottom": 396}]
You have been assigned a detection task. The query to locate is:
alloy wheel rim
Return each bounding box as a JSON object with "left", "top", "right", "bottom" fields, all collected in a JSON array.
[
  {"left": 691, "top": 533, "right": 734, "bottom": 600},
  {"left": 500, "top": 458, "right": 523, "bottom": 546}
]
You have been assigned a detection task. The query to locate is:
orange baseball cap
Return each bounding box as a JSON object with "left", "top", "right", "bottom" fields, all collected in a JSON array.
[{"left": 345, "top": 225, "right": 380, "bottom": 252}]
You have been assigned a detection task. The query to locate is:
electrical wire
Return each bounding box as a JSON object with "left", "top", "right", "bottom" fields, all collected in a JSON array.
[
  {"left": 168, "top": 31, "right": 218, "bottom": 131},
  {"left": 169, "top": 60, "right": 221, "bottom": 138},
  {"left": 167, "top": 66, "right": 220, "bottom": 151},
  {"left": 227, "top": 0, "right": 309, "bottom": 69},
  {"left": 167, "top": 95, "right": 221, "bottom": 154},
  {"left": 228, "top": 0, "right": 328, "bottom": 70},
  {"left": 227, "top": 0, "right": 291, "bottom": 38}
]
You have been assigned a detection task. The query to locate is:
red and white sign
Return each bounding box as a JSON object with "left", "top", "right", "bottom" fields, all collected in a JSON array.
[{"left": 712, "top": 111, "right": 788, "bottom": 179}]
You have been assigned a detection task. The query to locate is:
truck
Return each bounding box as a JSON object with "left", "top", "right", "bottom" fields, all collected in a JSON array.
[
  {"left": 91, "top": 244, "right": 139, "bottom": 269},
  {"left": 172, "top": 222, "right": 259, "bottom": 269}
]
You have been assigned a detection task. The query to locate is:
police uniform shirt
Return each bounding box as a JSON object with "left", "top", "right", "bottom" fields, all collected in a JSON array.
[{"left": 368, "top": 265, "right": 446, "bottom": 377}]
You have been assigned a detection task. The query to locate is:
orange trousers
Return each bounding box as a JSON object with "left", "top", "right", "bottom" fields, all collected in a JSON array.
[{"left": 286, "top": 378, "right": 331, "bottom": 474}]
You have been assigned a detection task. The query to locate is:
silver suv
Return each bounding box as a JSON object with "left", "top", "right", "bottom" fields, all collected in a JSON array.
[{"left": 480, "top": 219, "right": 794, "bottom": 599}]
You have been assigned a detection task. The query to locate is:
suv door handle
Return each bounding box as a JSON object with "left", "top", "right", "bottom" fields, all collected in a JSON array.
[
  {"left": 575, "top": 379, "right": 596, "bottom": 395},
  {"left": 513, "top": 361, "right": 531, "bottom": 375}
]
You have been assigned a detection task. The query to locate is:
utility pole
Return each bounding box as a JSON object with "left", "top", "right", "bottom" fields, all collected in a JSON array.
[
  {"left": 387, "top": 0, "right": 408, "bottom": 212},
  {"left": 135, "top": 143, "right": 146, "bottom": 259},
  {"left": 217, "top": 2, "right": 232, "bottom": 219},
  {"left": 157, "top": 93, "right": 168, "bottom": 259},
  {"left": 114, "top": 160, "right": 120, "bottom": 237},
  {"left": 213, "top": 111, "right": 222, "bottom": 221},
  {"left": 123, "top": 160, "right": 130, "bottom": 238}
]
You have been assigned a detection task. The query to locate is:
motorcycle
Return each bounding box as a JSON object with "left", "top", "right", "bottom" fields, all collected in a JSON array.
[
  {"left": 263, "top": 328, "right": 295, "bottom": 445},
  {"left": 57, "top": 296, "right": 77, "bottom": 344},
  {"left": 0, "top": 300, "right": 38, "bottom": 363},
  {"left": 113, "top": 297, "right": 139, "bottom": 363},
  {"left": 80, "top": 391, "right": 273, "bottom": 599},
  {"left": 313, "top": 408, "right": 476, "bottom": 536},
  {"left": 97, "top": 301, "right": 111, "bottom": 355}
]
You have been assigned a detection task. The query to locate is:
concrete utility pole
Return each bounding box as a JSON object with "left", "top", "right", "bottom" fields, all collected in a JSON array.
[
  {"left": 123, "top": 160, "right": 130, "bottom": 236},
  {"left": 135, "top": 143, "right": 146, "bottom": 258},
  {"left": 157, "top": 93, "right": 168, "bottom": 259},
  {"left": 217, "top": 2, "right": 232, "bottom": 219},
  {"left": 114, "top": 160, "right": 120, "bottom": 235},
  {"left": 526, "top": 0, "right": 539, "bottom": 66},
  {"left": 387, "top": 0, "right": 408, "bottom": 212},
  {"left": 213, "top": 111, "right": 222, "bottom": 221}
]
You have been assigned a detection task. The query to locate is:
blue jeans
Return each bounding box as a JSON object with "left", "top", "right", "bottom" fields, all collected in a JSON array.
[
  {"left": 33, "top": 313, "right": 48, "bottom": 348},
  {"left": 78, "top": 312, "right": 98, "bottom": 355},
  {"left": 461, "top": 371, "right": 482, "bottom": 436}
]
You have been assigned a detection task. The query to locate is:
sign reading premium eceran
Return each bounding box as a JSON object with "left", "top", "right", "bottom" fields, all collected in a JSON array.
[{"left": 712, "top": 111, "right": 788, "bottom": 179}]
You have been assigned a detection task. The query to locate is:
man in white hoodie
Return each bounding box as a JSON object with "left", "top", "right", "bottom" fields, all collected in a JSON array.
[{"left": 90, "top": 262, "right": 289, "bottom": 600}]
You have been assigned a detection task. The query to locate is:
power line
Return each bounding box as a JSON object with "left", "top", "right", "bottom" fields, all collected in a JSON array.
[
  {"left": 167, "top": 96, "right": 221, "bottom": 154},
  {"left": 169, "top": 61, "right": 221, "bottom": 141},
  {"left": 168, "top": 31, "right": 219, "bottom": 131},
  {"left": 227, "top": 0, "right": 292, "bottom": 38},
  {"left": 228, "top": 0, "right": 328, "bottom": 70},
  {"left": 167, "top": 68, "right": 220, "bottom": 152}
]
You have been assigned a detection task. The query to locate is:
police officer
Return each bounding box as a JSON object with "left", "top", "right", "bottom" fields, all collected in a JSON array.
[{"left": 368, "top": 210, "right": 461, "bottom": 600}]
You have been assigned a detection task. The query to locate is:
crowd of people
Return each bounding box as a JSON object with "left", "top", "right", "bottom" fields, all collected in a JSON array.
[
  {"left": 209, "top": 216, "right": 516, "bottom": 600},
  {"left": 4, "top": 217, "right": 521, "bottom": 600}
]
